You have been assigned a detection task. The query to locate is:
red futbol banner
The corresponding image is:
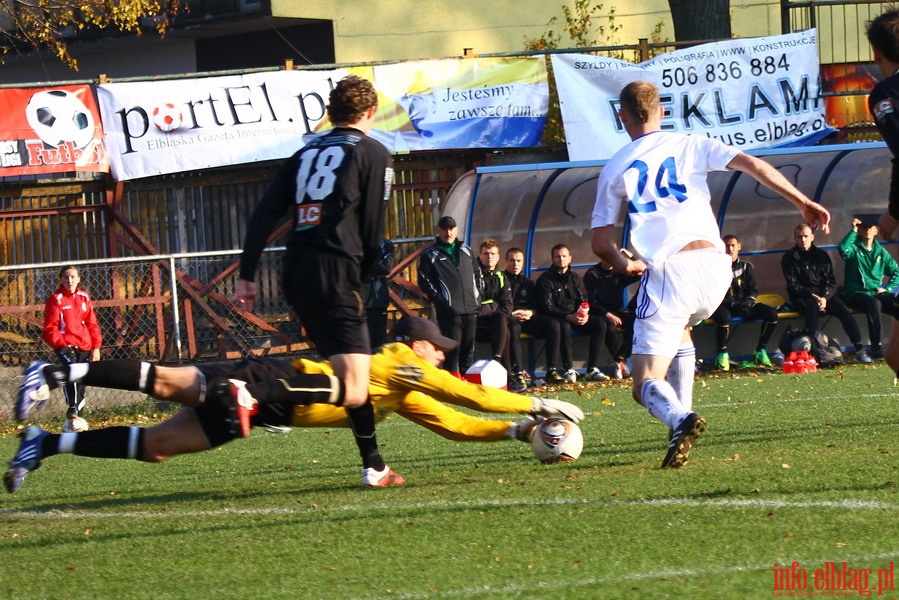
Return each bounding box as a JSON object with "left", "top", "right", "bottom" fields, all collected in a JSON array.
[{"left": 0, "top": 85, "right": 109, "bottom": 176}]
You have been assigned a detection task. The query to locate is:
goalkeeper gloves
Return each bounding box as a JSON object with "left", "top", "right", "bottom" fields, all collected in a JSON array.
[
  {"left": 507, "top": 416, "right": 542, "bottom": 442},
  {"left": 530, "top": 397, "right": 584, "bottom": 423}
]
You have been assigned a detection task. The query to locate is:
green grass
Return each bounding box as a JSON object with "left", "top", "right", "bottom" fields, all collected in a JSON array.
[{"left": 2, "top": 364, "right": 899, "bottom": 599}]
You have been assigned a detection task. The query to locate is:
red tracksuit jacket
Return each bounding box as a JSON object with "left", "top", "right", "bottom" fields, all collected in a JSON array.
[{"left": 42, "top": 286, "right": 102, "bottom": 352}]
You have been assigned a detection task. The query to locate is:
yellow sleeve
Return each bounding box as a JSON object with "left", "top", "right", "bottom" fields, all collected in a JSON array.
[
  {"left": 375, "top": 343, "right": 534, "bottom": 414},
  {"left": 288, "top": 355, "right": 403, "bottom": 427},
  {"left": 396, "top": 391, "right": 513, "bottom": 441}
]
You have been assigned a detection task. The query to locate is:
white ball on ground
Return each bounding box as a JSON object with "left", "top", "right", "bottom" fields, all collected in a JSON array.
[
  {"left": 792, "top": 335, "right": 813, "bottom": 352},
  {"left": 531, "top": 418, "right": 583, "bottom": 463},
  {"left": 62, "top": 416, "right": 89, "bottom": 433}
]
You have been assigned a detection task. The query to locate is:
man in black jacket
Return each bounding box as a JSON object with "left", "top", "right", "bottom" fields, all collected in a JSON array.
[
  {"left": 417, "top": 215, "right": 481, "bottom": 375},
  {"left": 781, "top": 224, "right": 871, "bottom": 364},
  {"left": 475, "top": 239, "right": 512, "bottom": 367},
  {"left": 535, "top": 244, "right": 609, "bottom": 382},
  {"left": 583, "top": 254, "right": 640, "bottom": 380},
  {"left": 363, "top": 238, "right": 394, "bottom": 350},
  {"left": 504, "top": 248, "right": 562, "bottom": 391},
  {"left": 710, "top": 235, "right": 779, "bottom": 370}
]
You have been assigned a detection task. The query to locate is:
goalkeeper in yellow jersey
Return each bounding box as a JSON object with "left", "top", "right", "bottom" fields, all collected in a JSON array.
[{"left": 7, "top": 317, "right": 584, "bottom": 493}]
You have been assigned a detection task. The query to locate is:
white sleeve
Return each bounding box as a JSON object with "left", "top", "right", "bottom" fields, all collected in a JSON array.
[
  {"left": 701, "top": 136, "right": 740, "bottom": 171},
  {"left": 591, "top": 168, "right": 622, "bottom": 229}
]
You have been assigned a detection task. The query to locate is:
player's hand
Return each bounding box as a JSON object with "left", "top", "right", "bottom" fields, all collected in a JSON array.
[
  {"left": 623, "top": 256, "right": 647, "bottom": 277},
  {"left": 233, "top": 279, "right": 259, "bottom": 312},
  {"left": 879, "top": 213, "right": 899, "bottom": 242},
  {"left": 799, "top": 200, "right": 831, "bottom": 234},
  {"left": 531, "top": 397, "right": 585, "bottom": 423},
  {"left": 508, "top": 416, "right": 542, "bottom": 442}
]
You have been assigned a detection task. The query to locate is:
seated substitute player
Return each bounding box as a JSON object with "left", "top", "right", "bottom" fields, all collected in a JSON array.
[
  {"left": 504, "top": 247, "right": 563, "bottom": 391},
  {"left": 782, "top": 223, "right": 872, "bottom": 363},
  {"left": 535, "top": 243, "right": 610, "bottom": 383},
  {"left": 7, "top": 317, "right": 584, "bottom": 494},
  {"left": 583, "top": 251, "right": 640, "bottom": 380},
  {"left": 474, "top": 239, "right": 512, "bottom": 365},
  {"left": 709, "top": 234, "right": 779, "bottom": 370}
]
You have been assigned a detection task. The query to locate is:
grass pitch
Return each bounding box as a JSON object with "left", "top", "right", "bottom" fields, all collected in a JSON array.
[{"left": 1, "top": 363, "right": 898, "bottom": 599}]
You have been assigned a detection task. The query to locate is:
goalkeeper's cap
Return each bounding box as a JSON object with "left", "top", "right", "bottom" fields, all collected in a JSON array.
[{"left": 391, "top": 316, "right": 458, "bottom": 351}]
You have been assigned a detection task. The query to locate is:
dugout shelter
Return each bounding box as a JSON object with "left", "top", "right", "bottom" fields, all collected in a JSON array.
[{"left": 444, "top": 141, "right": 894, "bottom": 364}]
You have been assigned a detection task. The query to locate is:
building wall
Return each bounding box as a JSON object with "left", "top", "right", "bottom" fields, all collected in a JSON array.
[
  {"left": 0, "top": 41, "right": 199, "bottom": 85},
  {"left": 270, "top": 0, "right": 783, "bottom": 63}
]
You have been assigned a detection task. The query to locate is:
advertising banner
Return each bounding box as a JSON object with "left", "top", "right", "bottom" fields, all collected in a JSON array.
[
  {"left": 98, "top": 59, "right": 549, "bottom": 179},
  {"left": 98, "top": 69, "right": 349, "bottom": 180},
  {"left": 372, "top": 57, "right": 549, "bottom": 151},
  {"left": 552, "top": 30, "right": 833, "bottom": 161},
  {"left": 0, "top": 85, "right": 108, "bottom": 176}
]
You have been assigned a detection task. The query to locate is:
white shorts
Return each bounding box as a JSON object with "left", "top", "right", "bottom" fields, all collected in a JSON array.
[{"left": 632, "top": 249, "right": 731, "bottom": 359}]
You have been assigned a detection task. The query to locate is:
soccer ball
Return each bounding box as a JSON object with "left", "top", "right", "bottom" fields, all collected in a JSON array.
[
  {"left": 25, "top": 89, "right": 95, "bottom": 149},
  {"left": 62, "top": 416, "right": 89, "bottom": 433},
  {"left": 791, "top": 335, "right": 813, "bottom": 352},
  {"left": 531, "top": 418, "right": 583, "bottom": 463},
  {"left": 151, "top": 102, "right": 183, "bottom": 132}
]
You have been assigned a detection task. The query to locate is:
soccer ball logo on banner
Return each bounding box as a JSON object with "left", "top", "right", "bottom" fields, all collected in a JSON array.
[
  {"left": 152, "top": 103, "right": 183, "bottom": 132},
  {"left": 25, "top": 89, "right": 95, "bottom": 149}
]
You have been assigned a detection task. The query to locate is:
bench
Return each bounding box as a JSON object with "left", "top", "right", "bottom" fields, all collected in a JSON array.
[{"left": 519, "top": 293, "right": 813, "bottom": 375}]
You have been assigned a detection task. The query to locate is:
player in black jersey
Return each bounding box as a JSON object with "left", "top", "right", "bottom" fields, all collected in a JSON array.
[
  {"left": 233, "top": 75, "right": 400, "bottom": 486},
  {"left": 868, "top": 9, "right": 899, "bottom": 242},
  {"left": 867, "top": 10, "right": 899, "bottom": 377}
]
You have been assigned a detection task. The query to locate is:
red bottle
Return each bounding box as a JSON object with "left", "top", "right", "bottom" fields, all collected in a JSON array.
[{"left": 577, "top": 302, "right": 589, "bottom": 319}]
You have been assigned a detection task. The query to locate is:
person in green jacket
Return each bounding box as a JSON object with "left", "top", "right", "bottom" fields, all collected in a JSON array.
[{"left": 839, "top": 214, "right": 899, "bottom": 359}]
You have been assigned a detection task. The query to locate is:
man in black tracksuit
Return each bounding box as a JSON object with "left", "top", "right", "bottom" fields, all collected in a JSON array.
[
  {"left": 583, "top": 257, "right": 639, "bottom": 378},
  {"left": 475, "top": 239, "right": 512, "bottom": 366},
  {"left": 505, "top": 247, "right": 562, "bottom": 389},
  {"left": 418, "top": 215, "right": 481, "bottom": 375},
  {"left": 709, "top": 234, "right": 779, "bottom": 370},
  {"left": 781, "top": 223, "right": 870, "bottom": 363},
  {"left": 363, "top": 238, "right": 395, "bottom": 349},
  {"left": 535, "top": 243, "right": 608, "bottom": 382}
]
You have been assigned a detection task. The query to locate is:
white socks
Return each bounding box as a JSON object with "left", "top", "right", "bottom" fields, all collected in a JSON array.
[
  {"left": 68, "top": 362, "right": 89, "bottom": 382},
  {"left": 641, "top": 379, "right": 689, "bottom": 430},
  {"left": 666, "top": 342, "right": 696, "bottom": 412}
]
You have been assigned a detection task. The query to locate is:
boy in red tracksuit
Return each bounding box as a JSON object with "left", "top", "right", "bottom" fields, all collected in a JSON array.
[{"left": 41, "top": 265, "right": 102, "bottom": 419}]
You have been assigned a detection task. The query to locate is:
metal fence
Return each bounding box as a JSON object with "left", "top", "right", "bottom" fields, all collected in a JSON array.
[{"left": 0, "top": 239, "right": 433, "bottom": 419}]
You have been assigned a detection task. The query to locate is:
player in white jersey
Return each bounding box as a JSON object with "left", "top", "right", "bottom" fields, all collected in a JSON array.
[{"left": 590, "top": 81, "right": 831, "bottom": 469}]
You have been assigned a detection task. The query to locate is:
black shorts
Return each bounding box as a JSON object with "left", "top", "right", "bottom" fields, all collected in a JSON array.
[
  {"left": 195, "top": 357, "right": 298, "bottom": 429},
  {"left": 281, "top": 253, "right": 370, "bottom": 356}
]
